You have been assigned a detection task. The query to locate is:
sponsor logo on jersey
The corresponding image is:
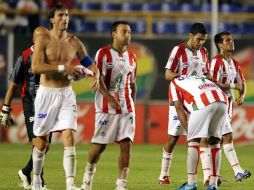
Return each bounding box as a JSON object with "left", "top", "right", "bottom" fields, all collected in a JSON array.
[
  {"left": 198, "top": 83, "right": 217, "bottom": 90},
  {"left": 99, "top": 119, "right": 109, "bottom": 126},
  {"left": 173, "top": 115, "right": 179, "bottom": 120},
  {"left": 38, "top": 113, "right": 47, "bottom": 119}
]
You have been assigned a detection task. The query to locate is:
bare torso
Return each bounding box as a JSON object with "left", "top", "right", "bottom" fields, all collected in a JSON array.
[{"left": 40, "top": 30, "right": 78, "bottom": 87}]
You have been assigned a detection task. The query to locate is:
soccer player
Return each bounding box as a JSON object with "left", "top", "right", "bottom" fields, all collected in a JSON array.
[
  {"left": 0, "top": 46, "right": 49, "bottom": 190},
  {"left": 169, "top": 76, "right": 228, "bottom": 190},
  {"left": 159, "top": 23, "right": 212, "bottom": 185},
  {"left": 80, "top": 21, "right": 137, "bottom": 190},
  {"left": 210, "top": 31, "right": 251, "bottom": 181},
  {"left": 31, "top": 3, "right": 99, "bottom": 190}
]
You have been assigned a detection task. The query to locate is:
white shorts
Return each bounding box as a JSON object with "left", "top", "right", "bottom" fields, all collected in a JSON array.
[
  {"left": 33, "top": 85, "right": 77, "bottom": 136},
  {"left": 187, "top": 102, "right": 227, "bottom": 141},
  {"left": 91, "top": 112, "right": 135, "bottom": 144},
  {"left": 168, "top": 106, "right": 187, "bottom": 136},
  {"left": 221, "top": 97, "right": 233, "bottom": 135}
]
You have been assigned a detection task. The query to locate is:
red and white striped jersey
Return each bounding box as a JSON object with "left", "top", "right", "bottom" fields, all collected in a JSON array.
[
  {"left": 210, "top": 55, "right": 246, "bottom": 97},
  {"left": 165, "top": 43, "right": 209, "bottom": 77},
  {"left": 94, "top": 45, "right": 137, "bottom": 114},
  {"left": 169, "top": 76, "right": 228, "bottom": 113}
]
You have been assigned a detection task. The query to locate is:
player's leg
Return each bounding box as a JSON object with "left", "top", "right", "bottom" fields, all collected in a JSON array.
[
  {"left": 159, "top": 106, "right": 185, "bottom": 184},
  {"left": 32, "top": 136, "right": 48, "bottom": 190},
  {"left": 222, "top": 132, "right": 251, "bottom": 181},
  {"left": 115, "top": 139, "right": 132, "bottom": 190},
  {"left": 200, "top": 137, "right": 212, "bottom": 186}
]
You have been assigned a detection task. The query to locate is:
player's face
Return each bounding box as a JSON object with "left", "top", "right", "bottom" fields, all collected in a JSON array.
[
  {"left": 113, "top": 24, "right": 131, "bottom": 47},
  {"left": 190, "top": 33, "right": 207, "bottom": 50},
  {"left": 220, "top": 35, "right": 234, "bottom": 52},
  {"left": 51, "top": 9, "right": 69, "bottom": 31}
]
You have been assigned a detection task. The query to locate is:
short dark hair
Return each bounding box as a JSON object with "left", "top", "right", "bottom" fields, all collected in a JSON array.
[
  {"left": 110, "top": 21, "right": 130, "bottom": 34},
  {"left": 190, "top": 23, "right": 207, "bottom": 35},
  {"left": 214, "top": 31, "right": 231, "bottom": 52},
  {"left": 48, "top": 3, "right": 67, "bottom": 22}
]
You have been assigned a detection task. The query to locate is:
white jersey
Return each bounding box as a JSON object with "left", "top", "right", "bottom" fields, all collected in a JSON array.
[
  {"left": 95, "top": 45, "right": 137, "bottom": 114},
  {"left": 169, "top": 76, "right": 228, "bottom": 113},
  {"left": 165, "top": 43, "right": 209, "bottom": 77},
  {"left": 210, "top": 54, "right": 246, "bottom": 98}
]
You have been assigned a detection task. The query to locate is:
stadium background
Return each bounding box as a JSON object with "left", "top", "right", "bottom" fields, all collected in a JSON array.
[{"left": 0, "top": 0, "right": 254, "bottom": 145}]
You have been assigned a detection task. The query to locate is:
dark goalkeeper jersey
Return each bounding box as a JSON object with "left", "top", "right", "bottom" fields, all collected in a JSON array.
[{"left": 9, "top": 46, "right": 40, "bottom": 112}]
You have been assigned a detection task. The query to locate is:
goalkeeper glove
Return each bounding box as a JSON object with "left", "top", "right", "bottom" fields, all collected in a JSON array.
[{"left": 0, "top": 104, "right": 14, "bottom": 128}]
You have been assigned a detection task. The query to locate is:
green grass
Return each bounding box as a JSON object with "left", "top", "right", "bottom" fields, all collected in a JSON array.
[{"left": 0, "top": 143, "right": 253, "bottom": 190}]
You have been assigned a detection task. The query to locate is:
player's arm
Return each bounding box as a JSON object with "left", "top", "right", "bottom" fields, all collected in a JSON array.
[
  {"left": 0, "top": 81, "right": 18, "bottom": 128},
  {"left": 174, "top": 100, "right": 188, "bottom": 131},
  {"left": 165, "top": 69, "right": 180, "bottom": 81},
  {"left": 235, "top": 82, "right": 246, "bottom": 106},
  {"left": 130, "top": 82, "right": 137, "bottom": 103},
  {"left": 72, "top": 36, "right": 100, "bottom": 92},
  {"left": 32, "top": 27, "right": 81, "bottom": 75},
  {"left": 99, "top": 75, "right": 120, "bottom": 109},
  {"left": 214, "top": 81, "right": 242, "bottom": 92}
]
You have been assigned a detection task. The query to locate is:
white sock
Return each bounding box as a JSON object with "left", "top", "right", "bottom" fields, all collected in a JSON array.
[
  {"left": 33, "top": 147, "right": 46, "bottom": 184},
  {"left": 223, "top": 143, "right": 244, "bottom": 175},
  {"left": 116, "top": 178, "right": 127, "bottom": 187},
  {"left": 159, "top": 149, "right": 173, "bottom": 179},
  {"left": 120, "top": 167, "right": 129, "bottom": 180},
  {"left": 63, "top": 147, "right": 76, "bottom": 185},
  {"left": 210, "top": 144, "right": 221, "bottom": 185},
  {"left": 187, "top": 142, "right": 199, "bottom": 185},
  {"left": 200, "top": 147, "right": 211, "bottom": 184},
  {"left": 83, "top": 162, "right": 96, "bottom": 184}
]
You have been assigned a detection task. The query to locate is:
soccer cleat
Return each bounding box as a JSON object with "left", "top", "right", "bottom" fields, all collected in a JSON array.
[
  {"left": 66, "top": 184, "right": 80, "bottom": 190},
  {"left": 177, "top": 182, "right": 197, "bottom": 190},
  {"left": 115, "top": 186, "right": 128, "bottom": 190},
  {"left": 18, "top": 170, "right": 31, "bottom": 189},
  {"left": 42, "top": 185, "right": 51, "bottom": 190},
  {"left": 159, "top": 176, "right": 171, "bottom": 184},
  {"left": 206, "top": 184, "right": 219, "bottom": 190},
  {"left": 235, "top": 170, "right": 251, "bottom": 181}
]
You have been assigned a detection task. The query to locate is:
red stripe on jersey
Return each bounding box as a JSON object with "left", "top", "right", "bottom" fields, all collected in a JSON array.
[
  {"left": 172, "top": 80, "right": 194, "bottom": 104},
  {"left": 200, "top": 93, "right": 210, "bottom": 106},
  {"left": 96, "top": 48, "right": 105, "bottom": 72},
  {"left": 115, "top": 92, "right": 122, "bottom": 114},
  {"left": 200, "top": 47, "right": 209, "bottom": 74},
  {"left": 168, "top": 46, "right": 182, "bottom": 72},
  {"left": 125, "top": 73, "right": 133, "bottom": 112},
  {"left": 128, "top": 51, "right": 137, "bottom": 80},
  {"left": 211, "top": 90, "right": 220, "bottom": 102},
  {"left": 212, "top": 55, "right": 223, "bottom": 82},
  {"left": 232, "top": 58, "right": 246, "bottom": 82},
  {"left": 181, "top": 47, "right": 188, "bottom": 75},
  {"left": 102, "top": 47, "right": 113, "bottom": 113}
]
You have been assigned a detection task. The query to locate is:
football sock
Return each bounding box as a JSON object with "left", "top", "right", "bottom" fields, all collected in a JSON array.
[
  {"left": 159, "top": 149, "right": 173, "bottom": 179},
  {"left": 223, "top": 143, "right": 244, "bottom": 175},
  {"left": 120, "top": 167, "right": 129, "bottom": 180},
  {"left": 32, "top": 147, "right": 46, "bottom": 184},
  {"left": 63, "top": 147, "right": 76, "bottom": 182},
  {"left": 200, "top": 147, "right": 211, "bottom": 184},
  {"left": 187, "top": 142, "right": 199, "bottom": 185},
  {"left": 210, "top": 144, "right": 221, "bottom": 185},
  {"left": 83, "top": 162, "right": 96, "bottom": 184}
]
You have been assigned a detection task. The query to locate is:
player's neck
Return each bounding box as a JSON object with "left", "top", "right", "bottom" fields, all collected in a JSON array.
[
  {"left": 111, "top": 43, "right": 126, "bottom": 54},
  {"left": 220, "top": 51, "right": 232, "bottom": 61},
  {"left": 50, "top": 28, "right": 68, "bottom": 40},
  {"left": 185, "top": 41, "right": 196, "bottom": 52}
]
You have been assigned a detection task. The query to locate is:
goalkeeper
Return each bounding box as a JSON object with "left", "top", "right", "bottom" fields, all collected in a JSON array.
[{"left": 0, "top": 46, "right": 50, "bottom": 190}]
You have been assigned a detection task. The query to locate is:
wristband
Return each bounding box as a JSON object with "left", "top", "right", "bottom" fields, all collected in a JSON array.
[
  {"left": 2, "top": 104, "right": 11, "bottom": 113},
  {"left": 230, "top": 83, "right": 236, "bottom": 89},
  {"left": 58, "top": 65, "right": 65, "bottom": 72},
  {"left": 80, "top": 55, "right": 93, "bottom": 67}
]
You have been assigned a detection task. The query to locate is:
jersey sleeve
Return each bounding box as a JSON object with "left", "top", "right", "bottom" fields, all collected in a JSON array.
[
  {"left": 210, "top": 58, "right": 221, "bottom": 82},
  {"left": 130, "top": 54, "right": 137, "bottom": 83},
  {"left": 9, "top": 55, "right": 24, "bottom": 84},
  {"left": 95, "top": 48, "right": 107, "bottom": 76},
  {"left": 168, "top": 80, "right": 180, "bottom": 102},
  {"left": 165, "top": 46, "right": 181, "bottom": 72}
]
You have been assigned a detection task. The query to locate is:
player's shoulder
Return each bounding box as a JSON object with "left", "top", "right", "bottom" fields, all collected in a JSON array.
[
  {"left": 211, "top": 54, "right": 223, "bottom": 62},
  {"left": 231, "top": 57, "right": 240, "bottom": 66},
  {"left": 33, "top": 26, "right": 49, "bottom": 36}
]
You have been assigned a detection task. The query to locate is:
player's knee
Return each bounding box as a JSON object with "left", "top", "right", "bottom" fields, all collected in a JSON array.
[
  {"left": 34, "top": 137, "right": 48, "bottom": 151},
  {"left": 222, "top": 132, "right": 233, "bottom": 143},
  {"left": 208, "top": 136, "right": 221, "bottom": 145},
  {"left": 168, "top": 135, "right": 179, "bottom": 146}
]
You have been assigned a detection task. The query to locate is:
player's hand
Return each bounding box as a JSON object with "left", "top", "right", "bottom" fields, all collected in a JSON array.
[
  {"left": 235, "top": 96, "right": 244, "bottom": 106},
  {"left": 65, "top": 64, "right": 83, "bottom": 77},
  {"left": 108, "top": 95, "right": 120, "bottom": 109},
  {"left": 0, "top": 105, "right": 14, "bottom": 128},
  {"left": 91, "top": 77, "right": 99, "bottom": 92}
]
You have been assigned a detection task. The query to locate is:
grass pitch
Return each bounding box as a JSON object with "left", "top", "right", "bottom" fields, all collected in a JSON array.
[{"left": 0, "top": 143, "right": 253, "bottom": 190}]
